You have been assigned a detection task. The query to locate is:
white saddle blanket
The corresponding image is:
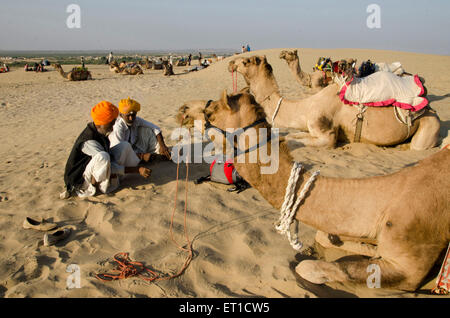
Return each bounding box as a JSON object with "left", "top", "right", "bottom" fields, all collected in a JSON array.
[
  {"left": 339, "top": 71, "right": 428, "bottom": 112},
  {"left": 374, "top": 62, "right": 405, "bottom": 75}
]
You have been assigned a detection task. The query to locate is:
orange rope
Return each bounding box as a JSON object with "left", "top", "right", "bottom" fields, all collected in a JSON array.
[{"left": 96, "top": 125, "right": 193, "bottom": 283}]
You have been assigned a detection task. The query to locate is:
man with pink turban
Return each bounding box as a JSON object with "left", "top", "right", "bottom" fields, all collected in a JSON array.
[{"left": 62, "top": 101, "right": 151, "bottom": 198}]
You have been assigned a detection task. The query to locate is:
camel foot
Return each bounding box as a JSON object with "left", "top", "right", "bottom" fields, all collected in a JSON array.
[
  {"left": 295, "top": 260, "right": 347, "bottom": 284},
  {"left": 315, "top": 231, "right": 378, "bottom": 258}
]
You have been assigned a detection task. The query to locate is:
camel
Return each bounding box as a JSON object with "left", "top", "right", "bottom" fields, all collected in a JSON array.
[
  {"left": 279, "top": 50, "right": 356, "bottom": 89},
  {"left": 279, "top": 50, "right": 328, "bottom": 89},
  {"left": 140, "top": 58, "right": 153, "bottom": 69},
  {"left": 52, "top": 63, "right": 92, "bottom": 81},
  {"left": 176, "top": 59, "right": 188, "bottom": 67},
  {"left": 227, "top": 55, "right": 440, "bottom": 150},
  {"left": 109, "top": 61, "right": 144, "bottom": 75},
  {"left": 188, "top": 89, "right": 450, "bottom": 291},
  {"left": 162, "top": 60, "right": 174, "bottom": 76}
]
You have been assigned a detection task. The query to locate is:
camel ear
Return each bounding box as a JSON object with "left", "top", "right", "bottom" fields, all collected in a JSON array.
[{"left": 220, "top": 89, "right": 231, "bottom": 109}]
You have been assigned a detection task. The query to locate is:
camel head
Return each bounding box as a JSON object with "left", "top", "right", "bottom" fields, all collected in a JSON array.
[
  {"left": 177, "top": 87, "right": 254, "bottom": 130},
  {"left": 204, "top": 90, "right": 267, "bottom": 133},
  {"left": 176, "top": 100, "right": 208, "bottom": 128},
  {"left": 52, "top": 63, "right": 62, "bottom": 70},
  {"left": 228, "top": 55, "right": 273, "bottom": 81},
  {"left": 279, "top": 50, "right": 299, "bottom": 62}
]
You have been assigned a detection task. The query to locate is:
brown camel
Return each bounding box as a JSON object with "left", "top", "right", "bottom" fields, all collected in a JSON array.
[
  {"left": 279, "top": 50, "right": 327, "bottom": 89},
  {"left": 279, "top": 50, "right": 357, "bottom": 89},
  {"left": 53, "top": 63, "right": 92, "bottom": 81},
  {"left": 162, "top": 60, "right": 174, "bottom": 76},
  {"left": 227, "top": 55, "right": 440, "bottom": 150},
  {"left": 109, "top": 61, "right": 143, "bottom": 75},
  {"left": 189, "top": 89, "right": 449, "bottom": 291}
]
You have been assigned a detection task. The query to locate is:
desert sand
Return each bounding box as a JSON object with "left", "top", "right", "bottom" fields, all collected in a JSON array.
[{"left": 0, "top": 48, "right": 449, "bottom": 298}]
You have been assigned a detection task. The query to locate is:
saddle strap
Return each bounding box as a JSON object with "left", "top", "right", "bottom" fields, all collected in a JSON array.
[{"left": 353, "top": 105, "right": 367, "bottom": 143}]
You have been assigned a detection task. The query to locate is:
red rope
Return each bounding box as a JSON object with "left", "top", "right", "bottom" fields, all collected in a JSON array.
[{"left": 96, "top": 124, "right": 193, "bottom": 283}]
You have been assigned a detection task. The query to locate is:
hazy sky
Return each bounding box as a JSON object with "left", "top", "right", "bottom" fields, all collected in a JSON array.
[{"left": 0, "top": 0, "right": 449, "bottom": 54}]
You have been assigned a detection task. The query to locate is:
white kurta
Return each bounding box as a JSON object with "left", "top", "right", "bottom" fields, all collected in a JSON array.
[
  {"left": 109, "top": 116, "right": 161, "bottom": 154},
  {"left": 74, "top": 141, "right": 140, "bottom": 197}
]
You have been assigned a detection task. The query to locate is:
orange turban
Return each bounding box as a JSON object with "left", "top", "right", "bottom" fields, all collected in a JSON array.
[
  {"left": 119, "top": 97, "right": 141, "bottom": 114},
  {"left": 91, "top": 101, "right": 119, "bottom": 125}
]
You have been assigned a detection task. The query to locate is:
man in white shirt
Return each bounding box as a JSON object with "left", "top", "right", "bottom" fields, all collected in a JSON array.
[{"left": 109, "top": 97, "right": 171, "bottom": 162}]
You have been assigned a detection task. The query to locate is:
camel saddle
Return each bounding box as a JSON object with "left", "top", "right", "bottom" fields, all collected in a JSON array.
[
  {"left": 314, "top": 57, "right": 354, "bottom": 85},
  {"left": 337, "top": 71, "right": 428, "bottom": 142},
  {"left": 339, "top": 71, "right": 428, "bottom": 112}
]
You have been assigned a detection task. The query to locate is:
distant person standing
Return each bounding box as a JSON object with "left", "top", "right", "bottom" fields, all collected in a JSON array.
[
  {"left": 188, "top": 54, "right": 192, "bottom": 66},
  {"left": 81, "top": 56, "right": 85, "bottom": 68},
  {"left": 198, "top": 52, "right": 202, "bottom": 65},
  {"left": 241, "top": 45, "right": 246, "bottom": 53},
  {"left": 246, "top": 44, "right": 251, "bottom": 52},
  {"left": 108, "top": 52, "right": 114, "bottom": 64}
]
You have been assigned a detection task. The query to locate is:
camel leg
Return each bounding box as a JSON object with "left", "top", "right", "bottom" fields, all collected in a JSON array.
[
  {"left": 285, "top": 131, "right": 311, "bottom": 139},
  {"left": 295, "top": 257, "right": 412, "bottom": 289},
  {"left": 289, "top": 117, "right": 338, "bottom": 147},
  {"left": 293, "top": 129, "right": 337, "bottom": 148},
  {"left": 410, "top": 112, "right": 440, "bottom": 150},
  {"left": 315, "top": 231, "right": 378, "bottom": 258}
]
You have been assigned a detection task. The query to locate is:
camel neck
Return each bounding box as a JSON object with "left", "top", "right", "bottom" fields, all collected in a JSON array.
[
  {"left": 233, "top": 139, "right": 403, "bottom": 238},
  {"left": 57, "top": 67, "right": 66, "bottom": 77},
  {"left": 289, "top": 59, "right": 311, "bottom": 86}
]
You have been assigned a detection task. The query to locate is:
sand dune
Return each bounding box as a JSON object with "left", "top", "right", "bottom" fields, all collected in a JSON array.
[{"left": 0, "top": 48, "right": 449, "bottom": 298}]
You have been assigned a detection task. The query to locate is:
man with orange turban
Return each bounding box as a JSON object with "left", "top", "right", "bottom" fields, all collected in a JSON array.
[
  {"left": 109, "top": 97, "right": 171, "bottom": 163},
  {"left": 62, "top": 101, "right": 151, "bottom": 198}
]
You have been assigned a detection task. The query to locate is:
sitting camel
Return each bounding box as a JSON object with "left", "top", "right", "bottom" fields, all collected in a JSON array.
[
  {"left": 109, "top": 61, "right": 144, "bottom": 75},
  {"left": 227, "top": 56, "right": 440, "bottom": 150},
  {"left": 53, "top": 63, "right": 92, "bottom": 81},
  {"left": 162, "top": 60, "right": 174, "bottom": 76},
  {"left": 279, "top": 50, "right": 330, "bottom": 89},
  {"left": 185, "top": 89, "right": 449, "bottom": 291},
  {"left": 280, "top": 50, "right": 357, "bottom": 89}
]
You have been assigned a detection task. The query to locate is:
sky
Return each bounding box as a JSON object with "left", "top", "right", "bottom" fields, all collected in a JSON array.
[{"left": 0, "top": 0, "right": 449, "bottom": 55}]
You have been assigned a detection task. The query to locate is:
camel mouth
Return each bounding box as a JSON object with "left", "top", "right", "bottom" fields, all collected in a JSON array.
[
  {"left": 228, "top": 61, "right": 238, "bottom": 73},
  {"left": 176, "top": 105, "right": 197, "bottom": 127}
]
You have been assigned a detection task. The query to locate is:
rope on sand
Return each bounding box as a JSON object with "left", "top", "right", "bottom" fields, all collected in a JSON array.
[{"left": 275, "top": 162, "right": 320, "bottom": 251}]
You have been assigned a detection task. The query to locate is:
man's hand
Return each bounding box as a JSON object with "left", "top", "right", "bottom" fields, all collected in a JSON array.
[
  {"left": 138, "top": 167, "right": 151, "bottom": 178},
  {"left": 157, "top": 133, "right": 171, "bottom": 160},
  {"left": 159, "top": 144, "right": 171, "bottom": 160}
]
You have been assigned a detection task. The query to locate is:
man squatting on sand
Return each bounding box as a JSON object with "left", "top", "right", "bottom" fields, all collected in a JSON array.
[
  {"left": 62, "top": 101, "right": 151, "bottom": 198},
  {"left": 108, "top": 97, "right": 171, "bottom": 162}
]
